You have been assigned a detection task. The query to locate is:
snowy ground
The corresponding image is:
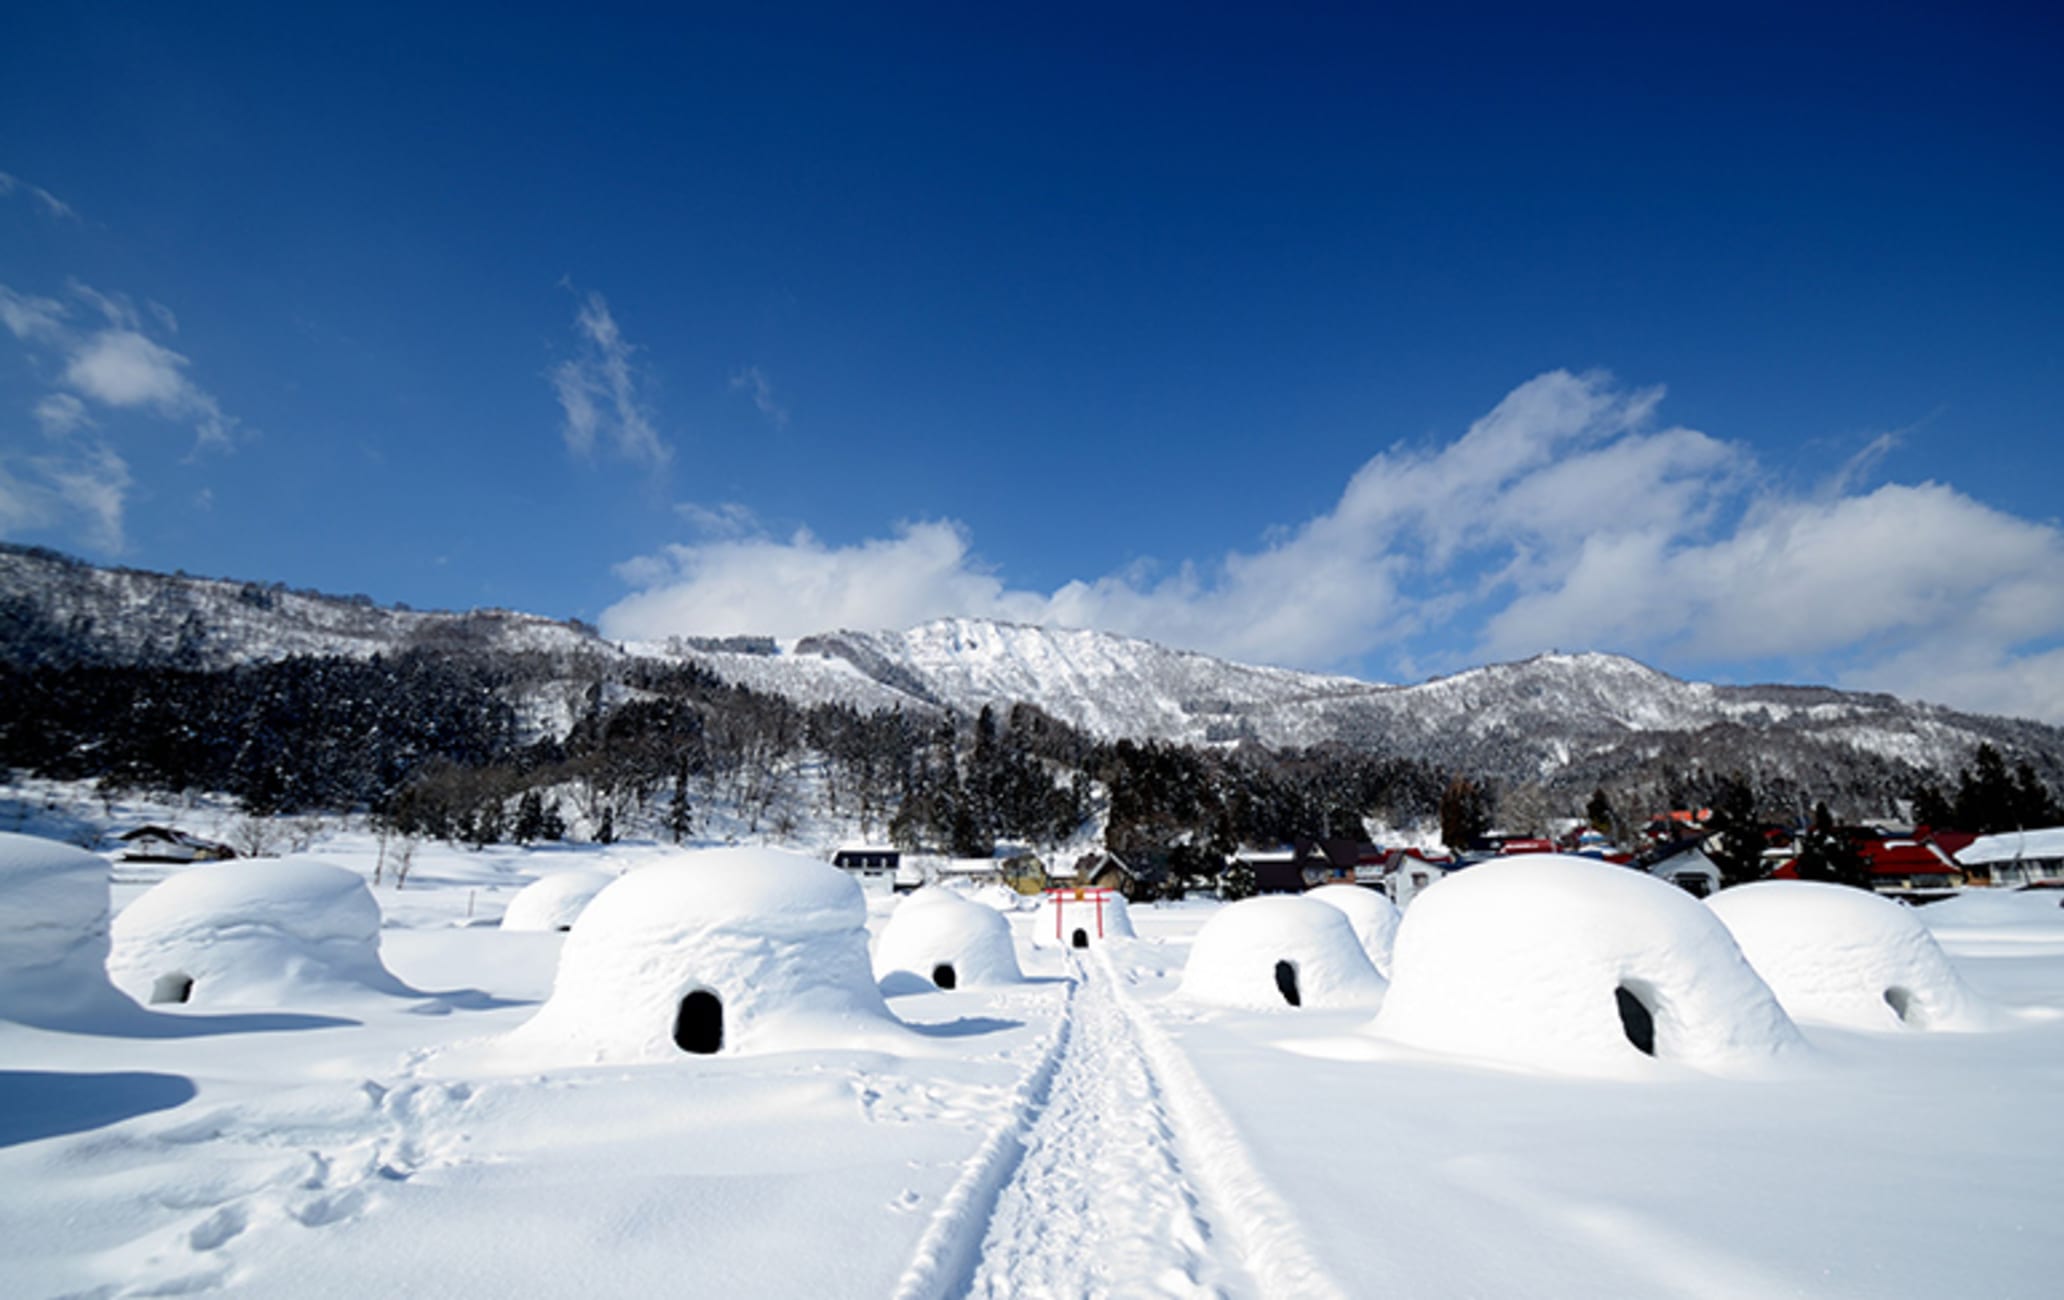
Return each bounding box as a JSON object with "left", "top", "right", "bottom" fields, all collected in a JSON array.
[{"left": 4, "top": 792, "right": 2064, "bottom": 1297}]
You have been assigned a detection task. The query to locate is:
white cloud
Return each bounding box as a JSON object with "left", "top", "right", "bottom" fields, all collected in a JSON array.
[
  {"left": 729, "top": 365, "right": 788, "bottom": 427},
  {"left": 0, "top": 441, "right": 132, "bottom": 554},
  {"left": 551, "top": 290, "right": 669, "bottom": 467},
  {"left": 33, "top": 393, "right": 91, "bottom": 437},
  {"left": 0, "top": 171, "right": 77, "bottom": 221},
  {"left": 0, "top": 281, "right": 239, "bottom": 452},
  {"left": 600, "top": 370, "right": 2064, "bottom": 723}
]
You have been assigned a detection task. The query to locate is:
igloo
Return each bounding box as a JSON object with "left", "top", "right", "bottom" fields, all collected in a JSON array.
[
  {"left": 1708, "top": 881, "right": 2002, "bottom": 1031},
  {"left": 1179, "top": 896, "right": 1387, "bottom": 1011},
  {"left": 1304, "top": 884, "right": 1401, "bottom": 977},
  {"left": 1031, "top": 887, "right": 1136, "bottom": 949},
  {"left": 0, "top": 832, "right": 135, "bottom": 1028},
  {"left": 504, "top": 847, "right": 911, "bottom": 1061},
  {"left": 501, "top": 869, "right": 616, "bottom": 932},
  {"left": 874, "top": 887, "right": 1024, "bottom": 990},
  {"left": 107, "top": 858, "right": 407, "bottom": 1008},
  {"left": 1369, "top": 855, "right": 1804, "bottom": 1076}
]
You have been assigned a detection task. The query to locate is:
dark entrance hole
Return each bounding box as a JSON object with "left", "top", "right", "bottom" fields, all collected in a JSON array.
[
  {"left": 673, "top": 989, "right": 723, "bottom": 1054},
  {"left": 1615, "top": 985, "right": 1655, "bottom": 1056},
  {"left": 1071, "top": 928, "right": 1089, "bottom": 949},
  {"left": 555, "top": 924, "right": 572, "bottom": 933},
  {"left": 931, "top": 963, "right": 957, "bottom": 990},
  {"left": 151, "top": 973, "right": 194, "bottom": 1005},
  {"left": 1274, "top": 960, "right": 1301, "bottom": 1007},
  {"left": 1883, "top": 986, "right": 1916, "bottom": 1024}
]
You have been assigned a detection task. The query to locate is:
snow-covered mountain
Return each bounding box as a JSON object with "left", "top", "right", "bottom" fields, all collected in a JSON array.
[{"left": 6, "top": 544, "right": 2059, "bottom": 784}]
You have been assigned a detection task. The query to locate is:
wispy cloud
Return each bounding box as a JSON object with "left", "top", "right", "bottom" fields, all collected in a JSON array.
[
  {"left": 729, "top": 365, "right": 788, "bottom": 427},
  {"left": 600, "top": 370, "right": 2064, "bottom": 723},
  {"left": 0, "top": 171, "right": 78, "bottom": 222},
  {"left": 0, "top": 442, "right": 132, "bottom": 553},
  {"left": 0, "top": 280, "right": 238, "bottom": 452},
  {"left": 551, "top": 289, "right": 669, "bottom": 467}
]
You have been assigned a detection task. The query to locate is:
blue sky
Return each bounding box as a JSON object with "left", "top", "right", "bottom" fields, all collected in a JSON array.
[{"left": 3, "top": 3, "right": 2062, "bottom": 719}]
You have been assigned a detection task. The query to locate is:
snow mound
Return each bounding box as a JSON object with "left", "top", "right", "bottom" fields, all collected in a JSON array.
[
  {"left": 0, "top": 832, "right": 135, "bottom": 1027},
  {"left": 1179, "top": 897, "right": 1387, "bottom": 1011},
  {"left": 501, "top": 870, "right": 616, "bottom": 932},
  {"left": 1708, "top": 882, "right": 2003, "bottom": 1031},
  {"left": 107, "top": 858, "right": 406, "bottom": 1007},
  {"left": 1918, "top": 889, "right": 2064, "bottom": 931},
  {"left": 1369, "top": 855, "right": 1803, "bottom": 1076},
  {"left": 504, "top": 846, "right": 911, "bottom": 1061},
  {"left": 874, "top": 887, "right": 1024, "bottom": 989},
  {"left": 1031, "top": 889, "right": 1136, "bottom": 948},
  {"left": 1303, "top": 884, "right": 1401, "bottom": 977}
]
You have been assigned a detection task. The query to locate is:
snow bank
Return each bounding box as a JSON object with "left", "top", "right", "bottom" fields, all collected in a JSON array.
[
  {"left": 107, "top": 857, "right": 406, "bottom": 1007},
  {"left": 504, "top": 846, "right": 911, "bottom": 1061},
  {"left": 1179, "top": 897, "right": 1387, "bottom": 1011},
  {"left": 1303, "top": 884, "right": 1401, "bottom": 977},
  {"left": 1370, "top": 855, "right": 1803, "bottom": 1076},
  {"left": 1031, "top": 889, "right": 1136, "bottom": 949},
  {"left": 500, "top": 869, "right": 615, "bottom": 932},
  {"left": 1708, "top": 882, "right": 2003, "bottom": 1031},
  {"left": 1918, "top": 889, "right": 2064, "bottom": 930},
  {"left": 0, "top": 832, "right": 135, "bottom": 1027},
  {"left": 874, "top": 887, "right": 1024, "bottom": 989}
]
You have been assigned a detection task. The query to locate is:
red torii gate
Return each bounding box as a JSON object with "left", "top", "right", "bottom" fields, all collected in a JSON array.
[{"left": 1046, "top": 886, "right": 1115, "bottom": 944}]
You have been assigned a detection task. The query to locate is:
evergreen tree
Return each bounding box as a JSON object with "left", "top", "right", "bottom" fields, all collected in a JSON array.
[
  {"left": 1439, "top": 776, "right": 1492, "bottom": 851},
  {"left": 1793, "top": 801, "right": 1869, "bottom": 889},
  {"left": 1704, "top": 775, "right": 1767, "bottom": 887},
  {"left": 667, "top": 764, "right": 694, "bottom": 843}
]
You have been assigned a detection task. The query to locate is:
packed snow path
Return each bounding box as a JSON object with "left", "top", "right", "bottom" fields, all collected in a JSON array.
[{"left": 897, "top": 948, "right": 1345, "bottom": 1300}]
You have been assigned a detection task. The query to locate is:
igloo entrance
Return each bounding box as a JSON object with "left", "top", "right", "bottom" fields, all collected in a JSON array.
[
  {"left": 1615, "top": 984, "right": 1656, "bottom": 1056},
  {"left": 1071, "top": 928, "right": 1089, "bottom": 949},
  {"left": 150, "top": 973, "right": 195, "bottom": 1005},
  {"left": 674, "top": 990, "right": 723, "bottom": 1055},
  {"left": 1883, "top": 986, "right": 1916, "bottom": 1024},
  {"left": 931, "top": 963, "right": 957, "bottom": 990},
  {"left": 1274, "top": 960, "right": 1301, "bottom": 1007}
]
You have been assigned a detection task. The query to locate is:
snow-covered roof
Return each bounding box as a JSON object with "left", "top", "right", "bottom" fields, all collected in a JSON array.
[{"left": 1956, "top": 827, "right": 2064, "bottom": 866}]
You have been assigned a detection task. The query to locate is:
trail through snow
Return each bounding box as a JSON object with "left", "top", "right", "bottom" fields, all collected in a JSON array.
[{"left": 901, "top": 948, "right": 1345, "bottom": 1300}]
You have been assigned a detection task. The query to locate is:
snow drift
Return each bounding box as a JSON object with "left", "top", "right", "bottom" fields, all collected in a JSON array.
[
  {"left": 1303, "top": 884, "right": 1401, "bottom": 978},
  {"left": 1708, "top": 882, "right": 2003, "bottom": 1031},
  {"left": 503, "top": 847, "right": 912, "bottom": 1061},
  {"left": 500, "top": 869, "right": 615, "bottom": 932},
  {"left": 1369, "top": 855, "right": 1803, "bottom": 1076},
  {"left": 1179, "top": 897, "right": 1387, "bottom": 1011},
  {"left": 874, "top": 887, "right": 1023, "bottom": 990},
  {"left": 0, "top": 831, "right": 136, "bottom": 1028},
  {"left": 107, "top": 857, "right": 408, "bottom": 1007},
  {"left": 1031, "top": 889, "right": 1136, "bottom": 949}
]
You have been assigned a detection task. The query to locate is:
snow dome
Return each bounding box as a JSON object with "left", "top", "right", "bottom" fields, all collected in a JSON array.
[
  {"left": 501, "top": 869, "right": 616, "bottom": 932},
  {"left": 1708, "top": 882, "right": 2003, "bottom": 1031},
  {"left": 107, "top": 858, "right": 406, "bottom": 1007},
  {"left": 1179, "top": 896, "right": 1387, "bottom": 1011},
  {"left": 874, "top": 887, "right": 1024, "bottom": 990},
  {"left": 1369, "top": 855, "right": 1804, "bottom": 1076},
  {"left": 0, "top": 832, "right": 134, "bottom": 1028},
  {"left": 1304, "top": 884, "right": 1401, "bottom": 977},
  {"left": 505, "top": 847, "right": 909, "bottom": 1061},
  {"left": 1031, "top": 887, "right": 1136, "bottom": 949}
]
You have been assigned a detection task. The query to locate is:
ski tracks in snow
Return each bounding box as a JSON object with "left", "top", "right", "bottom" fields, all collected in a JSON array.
[{"left": 893, "top": 949, "right": 1346, "bottom": 1300}]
